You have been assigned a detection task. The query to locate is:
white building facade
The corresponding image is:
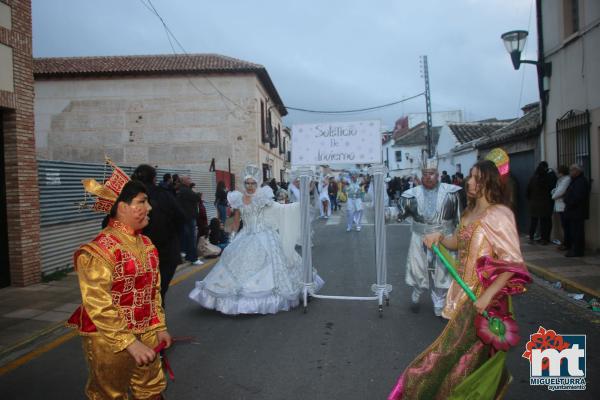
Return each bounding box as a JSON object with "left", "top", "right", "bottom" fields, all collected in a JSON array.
[{"left": 538, "top": 0, "right": 600, "bottom": 250}]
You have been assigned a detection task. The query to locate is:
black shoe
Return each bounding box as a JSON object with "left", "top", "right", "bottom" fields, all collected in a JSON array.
[
  {"left": 527, "top": 239, "right": 535, "bottom": 245},
  {"left": 539, "top": 240, "right": 550, "bottom": 246},
  {"left": 410, "top": 302, "right": 420, "bottom": 313},
  {"left": 565, "top": 252, "right": 584, "bottom": 257}
]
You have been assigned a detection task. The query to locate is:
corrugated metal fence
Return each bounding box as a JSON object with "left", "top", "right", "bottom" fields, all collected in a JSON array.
[{"left": 38, "top": 160, "right": 216, "bottom": 275}]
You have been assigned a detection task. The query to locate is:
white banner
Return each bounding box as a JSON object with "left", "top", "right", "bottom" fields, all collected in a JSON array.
[{"left": 291, "top": 120, "right": 382, "bottom": 166}]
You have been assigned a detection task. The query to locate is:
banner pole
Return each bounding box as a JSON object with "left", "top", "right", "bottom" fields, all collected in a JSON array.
[{"left": 298, "top": 166, "right": 314, "bottom": 313}]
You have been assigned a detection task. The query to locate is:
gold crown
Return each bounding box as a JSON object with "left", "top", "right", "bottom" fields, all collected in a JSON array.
[{"left": 80, "top": 157, "right": 130, "bottom": 214}]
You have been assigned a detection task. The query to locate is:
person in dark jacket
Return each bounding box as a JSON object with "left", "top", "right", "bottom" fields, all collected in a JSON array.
[
  {"left": 197, "top": 192, "right": 209, "bottom": 239},
  {"left": 440, "top": 170, "right": 451, "bottom": 184},
  {"left": 562, "top": 164, "right": 590, "bottom": 257},
  {"left": 208, "top": 217, "right": 229, "bottom": 250},
  {"left": 526, "top": 162, "right": 556, "bottom": 245},
  {"left": 215, "top": 180, "right": 228, "bottom": 224},
  {"left": 328, "top": 178, "right": 339, "bottom": 211},
  {"left": 177, "top": 176, "right": 203, "bottom": 265},
  {"left": 132, "top": 164, "right": 185, "bottom": 303}
]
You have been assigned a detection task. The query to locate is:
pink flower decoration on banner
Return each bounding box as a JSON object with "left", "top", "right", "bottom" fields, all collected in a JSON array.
[{"left": 475, "top": 313, "right": 520, "bottom": 352}]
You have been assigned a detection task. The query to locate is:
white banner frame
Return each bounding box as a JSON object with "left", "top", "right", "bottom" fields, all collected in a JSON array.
[
  {"left": 292, "top": 120, "right": 382, "bottom": 166},
  {"left": 292, "top": 120, "right": 391, "bottom": 316}
]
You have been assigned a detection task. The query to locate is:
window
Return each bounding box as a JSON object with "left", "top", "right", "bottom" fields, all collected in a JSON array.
[
  {"left": 278, "top": 124, "right": 284, "bottom": 154},
  {"left": 262, "top": 163, "right": 271, "bottom": 181},
  {"left": 556, "top": 110, "right": 590, "bottom": 179},
  {"left": 395, "top": 150, "right": 402, "bottom": 162},
  {"left": 260, "top": 100, "right": 267, "bottom": 143},
  {"left": 563, "top": 0, "right": 579, "bottom": 38}
]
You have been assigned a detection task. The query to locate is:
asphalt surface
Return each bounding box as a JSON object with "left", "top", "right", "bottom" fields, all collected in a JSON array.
[{"left": 0, "top": 211, "right": 598, "bottom": 399}]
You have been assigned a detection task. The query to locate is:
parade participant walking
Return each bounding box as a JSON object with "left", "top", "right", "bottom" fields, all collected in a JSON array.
[
  {"left": 68, "top": 160, "right": 171, "bottom": 399},
  {"left": 345, "top": 171, "right": 364, "bottom": 232},
  {"left": 388, "top": 155, "right": 531, "bottom": 400},
  {"left": 189, "top": 164, "right": 324, "bottom": 315},
  {"left": 397, "top": 159, "right": 462, "bottom": 316},
  {"left": 319, "top": 175, "right": 332, "bottom": 218}
]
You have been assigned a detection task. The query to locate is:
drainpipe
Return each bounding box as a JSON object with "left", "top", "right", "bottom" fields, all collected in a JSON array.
[{"left": 536, "top": 0, "right": 547, "bottom": 161}]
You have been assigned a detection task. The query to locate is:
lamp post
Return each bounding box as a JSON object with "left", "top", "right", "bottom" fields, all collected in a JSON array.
[{"left": 501, "top": 30, "right": 551, "bottom": 75}]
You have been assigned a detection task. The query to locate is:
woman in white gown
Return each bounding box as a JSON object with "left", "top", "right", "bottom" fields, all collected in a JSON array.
[{"left": 189, "top": 165, "right": 323, "bottom": 315}]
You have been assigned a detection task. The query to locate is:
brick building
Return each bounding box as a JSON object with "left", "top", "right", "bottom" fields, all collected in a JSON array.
[{"left": 0, "top": 0, "right": 41, "bottom": 287}]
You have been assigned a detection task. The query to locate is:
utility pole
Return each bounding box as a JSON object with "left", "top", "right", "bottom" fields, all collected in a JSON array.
[{"left": 420, "top": 55, "right": 433, "bottom": 158}]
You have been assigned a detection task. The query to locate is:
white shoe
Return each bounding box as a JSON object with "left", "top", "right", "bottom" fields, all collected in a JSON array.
[
  {"left": 411, "top": 289, "right": 420, "bottom": 304},
  {"left": 356, "top": 226, "right": 361, "bottom": 231},
  {"left": 346, "top": 227, "right": 352, "bottom": 232},
  {"left": 434, "top": 307, "right": 443, "bottom": 317},
  {"left": 180, "top": 252, "right": 186, "bottom": 258},
  {"left": 192, "top": 260, "right": 204, "bottom": 265}
]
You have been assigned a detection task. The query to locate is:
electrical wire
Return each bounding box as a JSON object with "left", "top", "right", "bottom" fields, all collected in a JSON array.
[
  {"left": 517, "top": 0, "right": 535, "bottom": 113},
  {"left": 285, "top": 92, "right": 424, "bottom": 114},
  {"left": 139, "top": 0, "right": 423, "bottom": 119},
  {"left": 139, "top": 0, "right": 251, "bottom": 117}
]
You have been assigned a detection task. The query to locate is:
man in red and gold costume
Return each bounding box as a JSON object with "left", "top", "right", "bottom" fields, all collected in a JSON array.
[{"left": 68, "top": 159, "right": 172, "bottom": 399}]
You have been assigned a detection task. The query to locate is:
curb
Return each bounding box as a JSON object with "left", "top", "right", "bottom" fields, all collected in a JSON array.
[
  {"left": 0, "top": 320, "right": 68, "bottom": 362},
  {"left": 526, "top": 261, "right": 600, "bottom": 300}
]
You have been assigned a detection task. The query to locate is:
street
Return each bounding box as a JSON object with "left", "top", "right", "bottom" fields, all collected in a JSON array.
[{"left": 0, "top": 210, "right": 598, "bottom": 399}]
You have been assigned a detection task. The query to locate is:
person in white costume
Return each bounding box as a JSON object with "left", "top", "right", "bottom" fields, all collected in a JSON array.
[
  {"left": 397, "top": 158, "right": 462, "bottom": 317},
  {"left": 189, "top": 165, "right": 323, "bottom": 315},
  {"left": 288, "top": 177, "right": 301, "bottom": 203},
  {"left": 345, "top": 171, "right": 365, "bottom": 232},
  {"left": 319, "top": 175, "right": 332, "bottom": 219}
]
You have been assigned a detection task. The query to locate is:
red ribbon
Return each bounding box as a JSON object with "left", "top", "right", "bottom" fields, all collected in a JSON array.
[
  {"left": 154, "top": 341, "right": 175, "bottom": 381},
  {"left": 153, "top": 337, "right": 197, "bottom": 382}
]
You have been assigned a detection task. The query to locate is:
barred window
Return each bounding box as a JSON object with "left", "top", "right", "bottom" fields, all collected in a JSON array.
[
  {"left": 395, "top": 150, "right": 402, "bottom": 162},
  {"left": 556, "top": 110, "right": 590, "bottom": 178}
]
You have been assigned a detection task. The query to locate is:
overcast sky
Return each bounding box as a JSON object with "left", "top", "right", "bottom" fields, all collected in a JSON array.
[{"left": 32, "top": 0, "right": 539, "bottom": 130}]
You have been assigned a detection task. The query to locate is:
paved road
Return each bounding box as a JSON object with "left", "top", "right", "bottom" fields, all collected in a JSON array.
[{"left": 0, "top": 210, "right": 598, "bottom": 399}]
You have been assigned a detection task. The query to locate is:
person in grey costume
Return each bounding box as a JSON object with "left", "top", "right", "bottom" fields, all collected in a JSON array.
[{"left": 397, "top": 158, "right": 463, "bottom": 317}]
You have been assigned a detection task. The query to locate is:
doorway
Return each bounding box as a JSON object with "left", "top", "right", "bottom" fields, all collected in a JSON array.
[
  {"left": 509, "top": 150, "right": 535, "bottom": 233},
  {"left": 0, "top": 110, "right": 11, "bottom": 287}
]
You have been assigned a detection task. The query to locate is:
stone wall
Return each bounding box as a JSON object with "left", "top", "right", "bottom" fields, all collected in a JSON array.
[{"left": 35, "top": 74, "right": 286, "bottom": 184}]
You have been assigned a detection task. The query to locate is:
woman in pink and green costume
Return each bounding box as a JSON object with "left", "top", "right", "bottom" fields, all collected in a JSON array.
[{"left": 388, "top": 153, "right": 532, "bottom": 400}]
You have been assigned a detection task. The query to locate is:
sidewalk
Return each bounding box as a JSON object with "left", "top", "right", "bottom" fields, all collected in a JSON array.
[
  {"left": 0, "top": 258, "right": 218, "bottom": 370},
  {"left": 520, "top": 236, "right": 600, "bottom": 303}
]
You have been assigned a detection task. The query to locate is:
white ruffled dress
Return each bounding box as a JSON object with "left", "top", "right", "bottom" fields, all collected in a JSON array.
[{"left": 189, "top": 186, "right": 323, "bottom": 315}]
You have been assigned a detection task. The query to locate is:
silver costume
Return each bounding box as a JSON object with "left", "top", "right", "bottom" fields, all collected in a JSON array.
[
  {"left": 345, "top": 179, "right": 364, "bottom": 231},
  {"left": 398, "top": 183, "right": 462, "bottom": 314}
]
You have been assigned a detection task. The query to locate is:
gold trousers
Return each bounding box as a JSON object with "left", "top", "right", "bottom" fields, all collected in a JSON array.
[{"left": 81, "top": 331, "right": 166, "bottom": 400}]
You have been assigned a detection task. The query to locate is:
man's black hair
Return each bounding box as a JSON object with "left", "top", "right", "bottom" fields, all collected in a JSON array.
[
  {"left": 109, "top": 180, "right": 148, "bottom": 218},
  {"left": 132, "top": 164, "right": 156, "bottom": 186},
  {"left": 163, "top": 173, "right": 172, "bottom": 182}
]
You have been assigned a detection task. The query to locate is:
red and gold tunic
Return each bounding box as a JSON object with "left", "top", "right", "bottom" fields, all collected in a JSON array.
[{"left": 67, "top": 219, "right": 166, "bottom": 353}]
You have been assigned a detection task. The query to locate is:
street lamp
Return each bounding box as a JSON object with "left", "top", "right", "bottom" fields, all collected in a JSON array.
[{"left": 500, "top": 30, "right": 537, "bottom": 70}]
